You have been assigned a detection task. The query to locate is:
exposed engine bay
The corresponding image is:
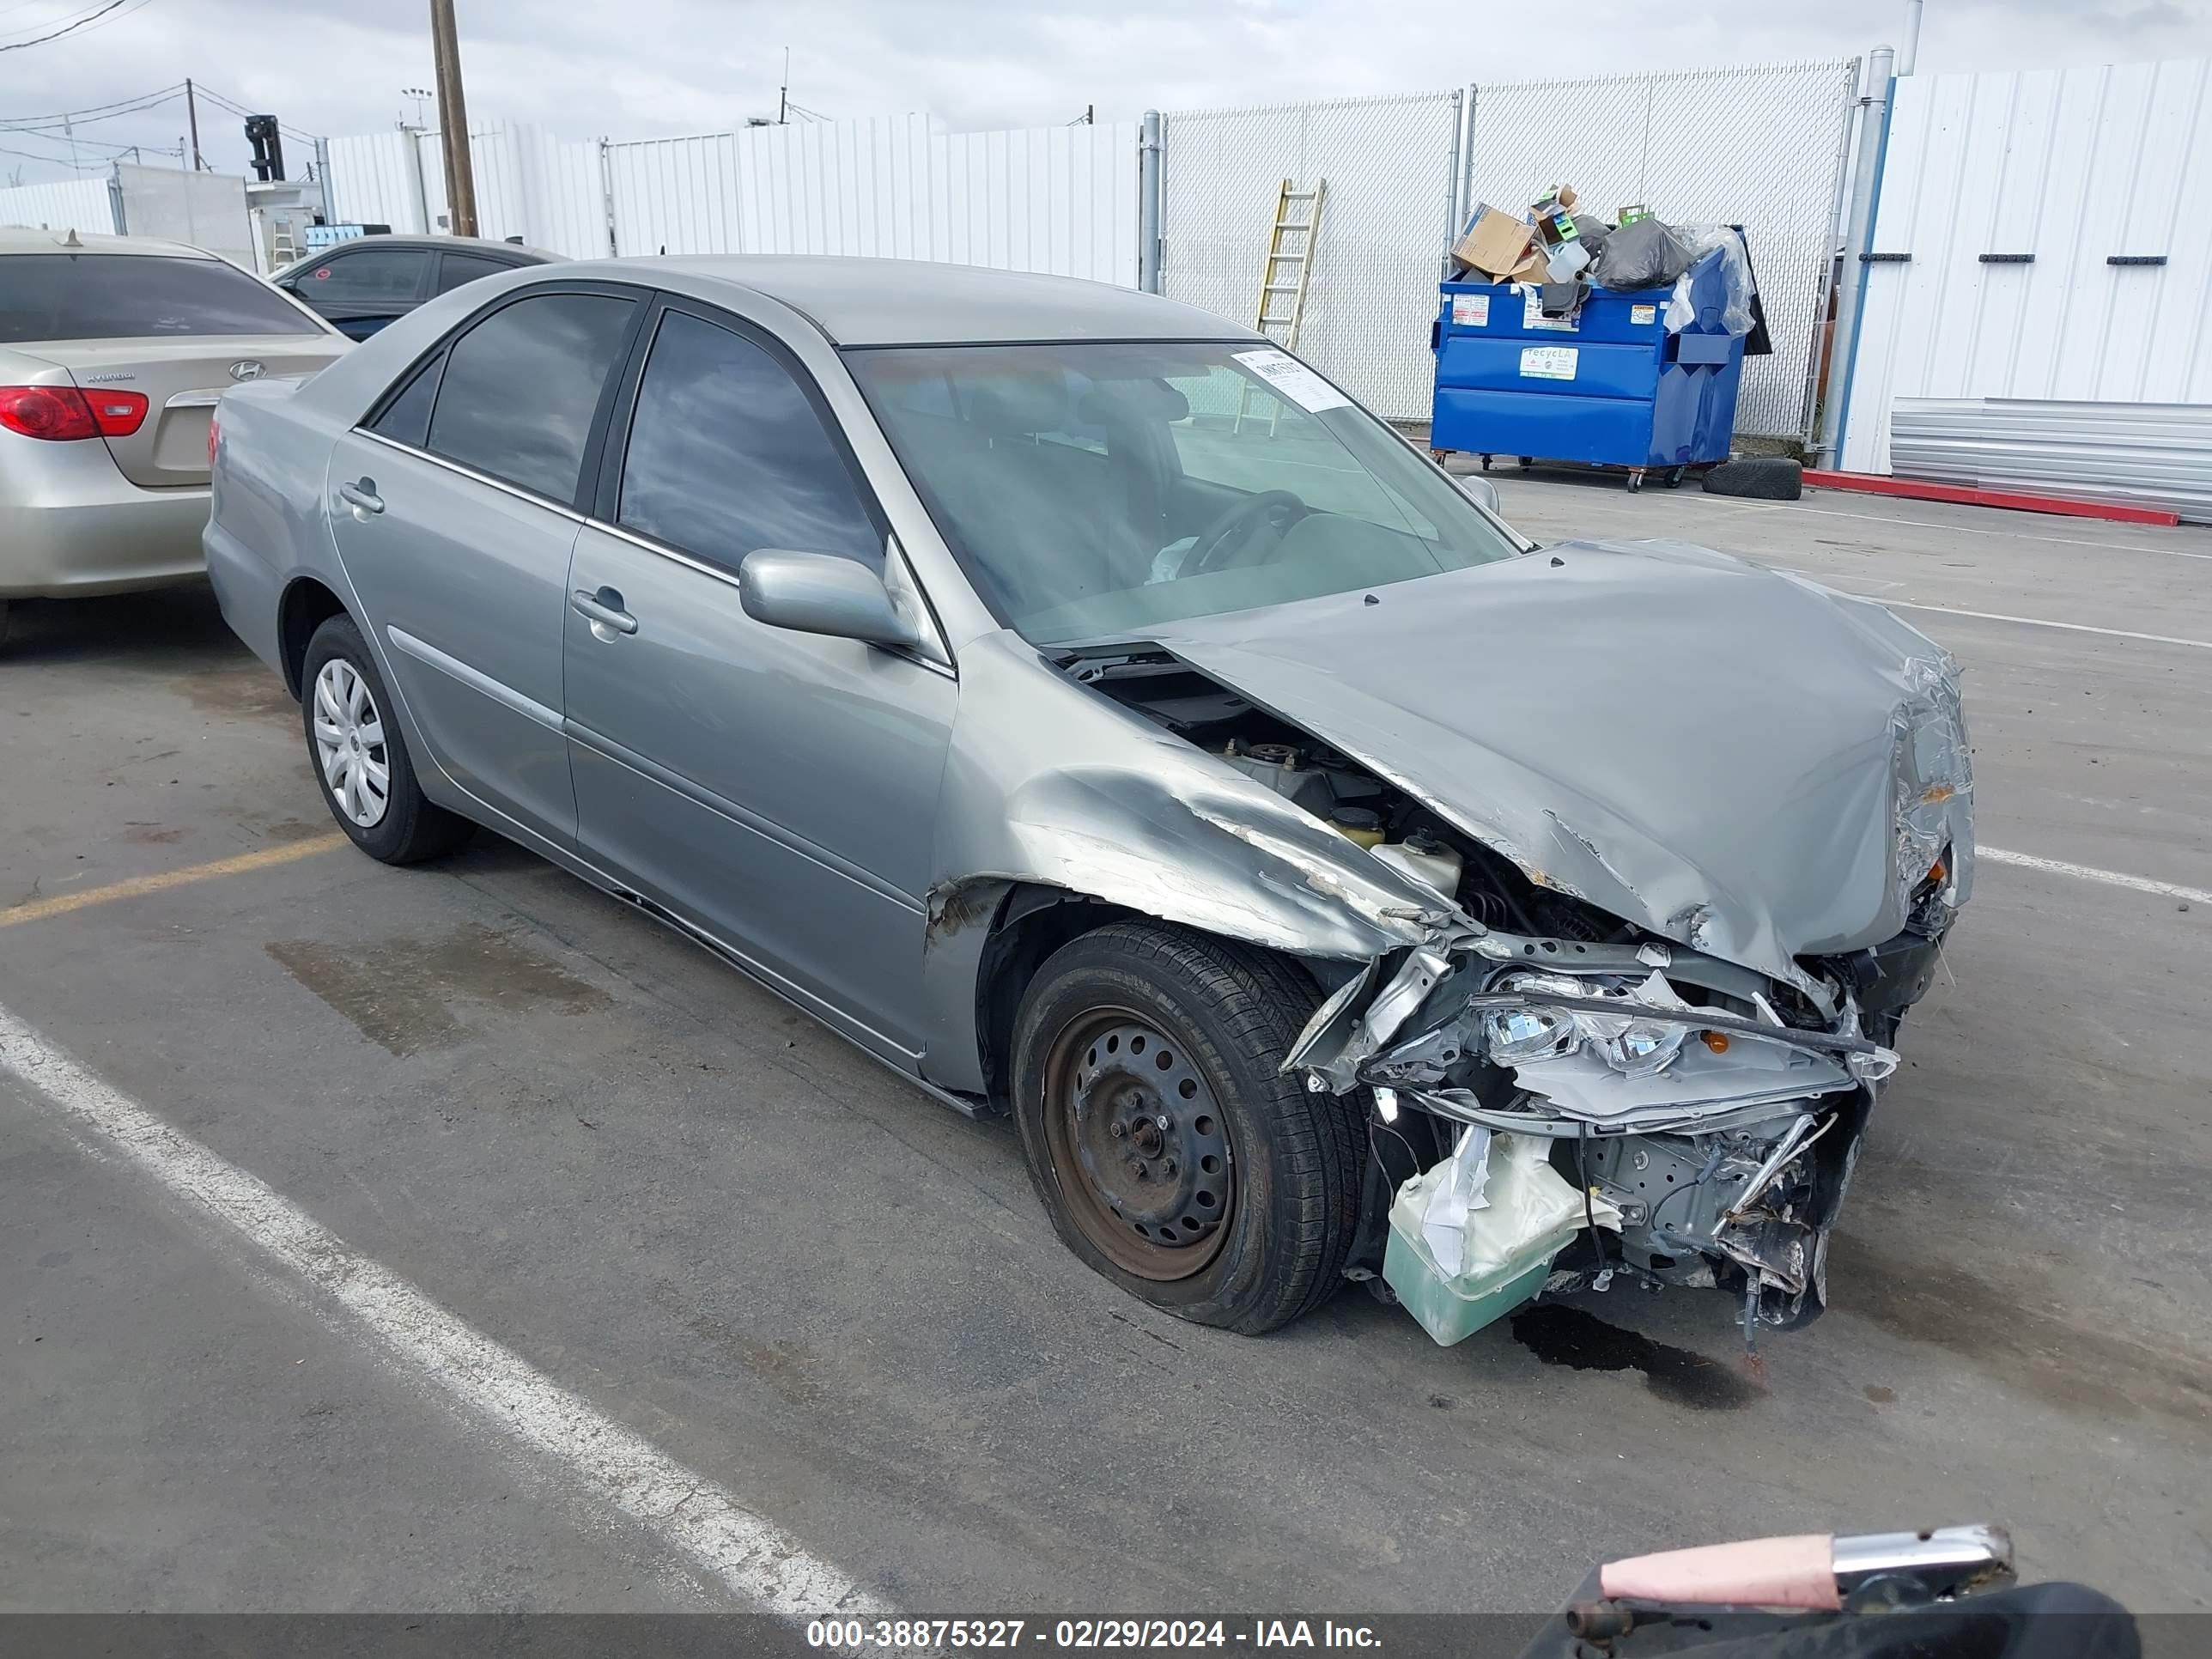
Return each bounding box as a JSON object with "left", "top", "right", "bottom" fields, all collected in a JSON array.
[{"left": 1064, "top": 642, "right": 1966, "bottom": 1339}]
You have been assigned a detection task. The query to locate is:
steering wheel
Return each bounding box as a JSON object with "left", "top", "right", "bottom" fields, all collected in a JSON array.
[{"left": 1181, "top": 489, "right": 1306, "bottom": 578}]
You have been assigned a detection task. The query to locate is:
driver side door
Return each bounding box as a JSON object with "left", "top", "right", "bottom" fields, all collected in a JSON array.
[{"left": 562, "top": 300, "right": 956, "bottom": 1061}]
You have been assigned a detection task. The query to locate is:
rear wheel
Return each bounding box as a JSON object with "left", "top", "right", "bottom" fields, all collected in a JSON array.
[
  {"left": 301, "top": 614, "right": 472, "bottom": 864},
  {"left": 1011, "top": 922, "right": 1363, "bottom": 1334}
]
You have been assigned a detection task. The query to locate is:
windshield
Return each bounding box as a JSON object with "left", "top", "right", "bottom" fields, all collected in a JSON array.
[
  {"left": 0, "top": 253, "right": 325, "bottom": 344},
  {"left": 844, "top": 340, "right": 1523, "bottom": 645}
]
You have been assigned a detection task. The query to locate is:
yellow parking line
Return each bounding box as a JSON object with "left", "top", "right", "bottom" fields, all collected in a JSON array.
[{"left": 0, "top": 833, "right": 348, "bottom": 928}]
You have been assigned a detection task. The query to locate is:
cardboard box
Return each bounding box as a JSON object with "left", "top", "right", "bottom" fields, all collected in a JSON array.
[
  {"left": 1453, "top": 206, "right": 1537, "bottom": 280},
  {"left": 1505, "top": 246, "right": 1550, "bottom": 284}
]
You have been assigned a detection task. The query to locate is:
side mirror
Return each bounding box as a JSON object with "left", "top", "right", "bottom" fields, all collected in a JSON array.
[
  {"left": 738, "top": 549, "right": 923, "bottom": 652},
  {"left": 1457, "top": 472, "right": 1501, "bottom": 514}
]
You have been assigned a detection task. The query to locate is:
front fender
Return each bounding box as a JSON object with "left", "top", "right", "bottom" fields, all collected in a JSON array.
[{"left": 912, "top": 630, "right": 1457, "bottom": 1094}]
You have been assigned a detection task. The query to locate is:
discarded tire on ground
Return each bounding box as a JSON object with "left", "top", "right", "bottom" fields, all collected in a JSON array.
[{"left": 1700, "top": 457, "right": 1803, "bottom": 500}]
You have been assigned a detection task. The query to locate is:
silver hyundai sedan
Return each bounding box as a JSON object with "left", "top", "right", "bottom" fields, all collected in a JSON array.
[
  {"left": 207, "top": 258, "right": 1972, "bottom": 1343},
  {"left": 1, "top": 227, "right": 346, "bottom": 640}
]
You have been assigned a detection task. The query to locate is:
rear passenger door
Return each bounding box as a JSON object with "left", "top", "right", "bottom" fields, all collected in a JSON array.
[
  {"left": 331, "top": 283, "right": 644, "bottom": 850},
  {"left": 562, "top": 300, "right": 955, "bottom": 1059}
]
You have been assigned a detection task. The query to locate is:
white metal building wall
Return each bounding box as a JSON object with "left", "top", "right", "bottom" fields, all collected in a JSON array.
[
  {"left": 1160, "top": 92, "right": 1463, "bottom": 423},
  {"left": 0, "top": 176, "right": 117, "bottom": 234},
  {"left": 1465, "top": 58, "right": 1861, "bottom": 439},
  {"left": 1840, "top": 58, "right": 2212, "bottom": 518},
  {"left": 410, "top": 124, "right": 607, "bottom": 258},
  {"left": 324, "top": 129, "right": 428, "bottom": 233}
]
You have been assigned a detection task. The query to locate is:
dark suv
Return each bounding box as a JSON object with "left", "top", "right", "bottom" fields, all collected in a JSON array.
[{"left": 271, "top": 234, "right": 560, "bottom": 340}]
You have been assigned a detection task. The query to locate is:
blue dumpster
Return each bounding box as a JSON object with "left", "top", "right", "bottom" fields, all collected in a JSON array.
[{"left": 1428, "top": 248, "right": 1746, "bottom": 489}]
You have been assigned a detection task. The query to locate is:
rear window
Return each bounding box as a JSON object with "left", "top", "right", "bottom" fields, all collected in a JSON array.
[{"left": 0, "top": 253, "right": 324, "bottom": 343}]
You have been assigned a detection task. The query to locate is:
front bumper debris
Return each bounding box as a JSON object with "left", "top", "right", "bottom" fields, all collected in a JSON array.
[{"left": 1293, "top": 926, "right": 1921, "bottom": 1335}]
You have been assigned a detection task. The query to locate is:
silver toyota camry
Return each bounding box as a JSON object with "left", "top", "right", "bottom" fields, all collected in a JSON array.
[
  {"left": 206, "top": 257, "right": 1972, "bottom": 1342},
  {"left": 1, "top": 227, "right": 347, "bottom": 640}
]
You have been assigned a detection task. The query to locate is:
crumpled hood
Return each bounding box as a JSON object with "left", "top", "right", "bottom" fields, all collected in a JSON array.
[{"left": 1144, "top": 538, "right": 1974, "bottom": 982}]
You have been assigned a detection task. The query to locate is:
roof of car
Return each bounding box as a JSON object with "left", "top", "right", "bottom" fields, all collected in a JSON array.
[
  {"left": 0, "top": 227, "right": 225, "bottom": 258},
  {"left": 619, "top": 256, "right": 1265, "bottom": 347},
  {"left": 274, "top": 234, "right": 561, "bottom": 273}
]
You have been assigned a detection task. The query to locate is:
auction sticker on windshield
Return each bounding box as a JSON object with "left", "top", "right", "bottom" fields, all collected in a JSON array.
[{"left": 1232, "top": 349, "right": 1351, "bottom": 413}]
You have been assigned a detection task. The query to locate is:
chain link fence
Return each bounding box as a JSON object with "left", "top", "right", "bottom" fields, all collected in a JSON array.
[
  {"left": 1466, "top": 58, "right": 1860, "bottom": 439},
  {"left": 1158, "top": 60, "right": 1859, "bottom": 441},
  {"left": 1160, "top": 92, "right": 1463, "bottom": 422}
]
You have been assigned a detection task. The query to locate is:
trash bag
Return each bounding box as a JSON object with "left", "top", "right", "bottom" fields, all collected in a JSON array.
[
  {"left": 1672, "top": 223, "right": 1759, "bottom": 337},
  {"left": 1591, "top": 215, "right": 1692, "bottom": 291}
]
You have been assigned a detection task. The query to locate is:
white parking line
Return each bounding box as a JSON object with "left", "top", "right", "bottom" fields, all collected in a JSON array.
[
  {"left": 1759, "top": 500, "right": 2212, "bottom": 562},
  {"left": 1878, "top": 601, "right": 2212, "bottom": 653},
  {"left": 1981, "top": 848, "right": 2212, "bottom": 907},
  {"left": 0, "top": 1004, "right": 893, "bottom": 1624}
]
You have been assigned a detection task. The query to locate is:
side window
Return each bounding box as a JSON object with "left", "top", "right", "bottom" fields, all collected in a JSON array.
[
  {"left": 617, "top": 309, "right": 880, "bottom": 572},
  {"left": 425, "top": 292, "right": 635, "bottom": 503},
  {"left": 434, "top": 252, "right": 514, "bottom": 295},
  {"left": 368, "top": 350, "right": 445, "bottom": 448},
  {"left": 304, "top": 247, "right": 426, "bottom": 304}
]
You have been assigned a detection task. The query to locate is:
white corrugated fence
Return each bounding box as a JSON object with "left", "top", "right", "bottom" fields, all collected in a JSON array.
[{"left": 0, "top": 176, "right": 117, "bottom": 236}]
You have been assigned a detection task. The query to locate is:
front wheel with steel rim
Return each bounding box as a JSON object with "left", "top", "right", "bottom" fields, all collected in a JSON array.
[
  {"left": 1012, "top": 921, "right": 1364, "bottom": 1334},
  {"left": 301, "top": 614, "right": 472, "bottom": 865}
]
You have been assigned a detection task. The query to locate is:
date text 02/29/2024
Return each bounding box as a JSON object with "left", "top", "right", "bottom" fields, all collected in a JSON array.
[{"left": 805, "top": 1620, "right": 1383, "bottom": 1650}]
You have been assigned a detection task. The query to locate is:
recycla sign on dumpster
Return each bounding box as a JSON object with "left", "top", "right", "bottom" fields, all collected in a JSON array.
[{"left": 1431, "top": 190, "right": 1768, "bottom": 490}]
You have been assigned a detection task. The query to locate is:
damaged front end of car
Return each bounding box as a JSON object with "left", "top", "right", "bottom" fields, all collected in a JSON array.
[
  {"left": 1031, "top": 545, "right": 1974, "bottom": 1342},
  {"left": 1289, "top": 921, "right": 1929, "bottom": 1338}
]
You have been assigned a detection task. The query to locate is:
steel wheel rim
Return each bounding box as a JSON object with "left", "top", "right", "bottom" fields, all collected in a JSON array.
[
  {"left": 1041, "top": 1006, "right": 1235, "bottom": 1281},
  {"left": 312, "top": 658, "right": 390, "bottom": 830}
]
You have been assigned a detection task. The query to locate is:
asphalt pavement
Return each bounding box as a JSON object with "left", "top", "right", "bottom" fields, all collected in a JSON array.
[{"left": 3, "top": 477, "right": 2208, "bottom": 1618}]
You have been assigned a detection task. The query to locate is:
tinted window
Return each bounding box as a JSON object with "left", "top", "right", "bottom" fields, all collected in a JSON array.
[
  {"left": 0, "top": 253, "right": 324, "bottom": 343},
  {"left": 426, "top": 293, "right": 635, "bottom": 503},
  {"left": 369, "top": 350, "right": 445, "bottom": 448},
  {"left": 301, "top": 247, "right": 425, "bottom": 304},
  {"left": 434, "top": 252, "right": 514, "bottom": 295},
  {"left": 618, "top": 310, "right": 879, "bottom": 572}
]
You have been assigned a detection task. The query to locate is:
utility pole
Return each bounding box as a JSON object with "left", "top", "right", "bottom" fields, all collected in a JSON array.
[
  {"left": 778, "top": 47, "right": 789, "bottom": 125},
  {"left": 429, "top": 0, "right": 478, "bottom": 236},
  {"left": 185, "top": 77, "right": 204, "bottom": 169}
]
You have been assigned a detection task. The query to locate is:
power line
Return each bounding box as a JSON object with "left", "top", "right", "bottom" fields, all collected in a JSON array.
[
  {"left": 0, "top": 0, "right": 142, "bottom": 52},
  {"left": 191, "top": 79, "right": 324, "bottom": 143},
  {"left": 0, "top": 81, "right": 183, "bottom": 129}
]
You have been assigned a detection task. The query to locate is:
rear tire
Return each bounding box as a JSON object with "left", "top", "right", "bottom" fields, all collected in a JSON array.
[
  {"left": 1011, "top": 922, "right": 1363, "bottom": 1334},
  {"left": 301, "top": 614, "right": 472, "bottom": 865}
]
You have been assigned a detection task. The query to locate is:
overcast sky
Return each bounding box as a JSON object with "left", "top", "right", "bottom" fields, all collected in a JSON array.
[{"left": 3, "top": 0, "right": 2209, "bottom": 184}]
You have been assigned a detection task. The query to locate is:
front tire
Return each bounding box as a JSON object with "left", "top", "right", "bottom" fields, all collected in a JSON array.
[
  {"left": 301, "top": 614, "right": 471, "bottom": 864},
  {"left": 1011, "top": 922, "right": 1363, "bottom": 1334}
]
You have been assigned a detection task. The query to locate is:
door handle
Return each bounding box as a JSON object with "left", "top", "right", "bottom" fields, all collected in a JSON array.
[
  {"left": 338, "top": 477, "right": 384, "bottom": 516},
  {"left": 569, "top": 586, "right": 638, "bottom": 636}
]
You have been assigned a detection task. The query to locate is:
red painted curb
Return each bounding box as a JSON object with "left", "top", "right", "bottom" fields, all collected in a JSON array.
[{"left": 1801, "top": 470, "right": 2181, "bottom": 526}]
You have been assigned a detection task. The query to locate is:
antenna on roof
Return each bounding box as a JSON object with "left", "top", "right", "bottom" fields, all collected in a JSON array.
[{"left": 62, "top": 227, "right": 83, "bottom": 247}]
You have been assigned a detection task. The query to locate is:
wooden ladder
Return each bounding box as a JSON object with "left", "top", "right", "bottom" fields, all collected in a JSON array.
[{"left": 1240, "top": 178, "right": 1326, "bottom": 432}]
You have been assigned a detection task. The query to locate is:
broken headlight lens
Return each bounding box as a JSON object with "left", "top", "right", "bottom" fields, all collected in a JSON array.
[
  {"left": 1481, "top": 972, "right": 1695, "bottom": 1078},
  {"left": 1597, "top": 1019, "right": 1689, "bottom": 1078},
  {"left": 1482, "top": 1006, "right": 1576, "bottom": 1063}
]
